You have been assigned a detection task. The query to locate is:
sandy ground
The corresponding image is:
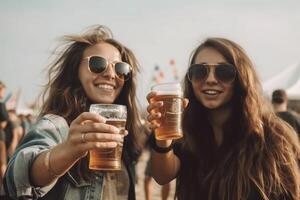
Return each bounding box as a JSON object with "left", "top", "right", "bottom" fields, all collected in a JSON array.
[{"left": 135, "top": 150, "right": 176, "bottom": 200}]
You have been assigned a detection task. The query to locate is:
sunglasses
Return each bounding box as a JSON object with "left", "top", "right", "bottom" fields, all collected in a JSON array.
[
  {"left": 188, "top": 63, "right": 236, "bottom": 83},
  {"left": 84, "top": 56, "right": 132, "bottom": 81}
]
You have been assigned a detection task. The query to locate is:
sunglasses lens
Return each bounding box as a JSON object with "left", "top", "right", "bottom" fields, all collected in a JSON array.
[
  {"left": 89, "top": 56, "right": 107, "bottom": 73},
  {"left": 188, "top": 64, "right": 207, "bottom": 81},
  {"left": 215, "top": 64, "right": 236, "bottom": 83},
  {"left": 88, "top": 56, "right": 132, "bottom": 80},
  {"left": 115, "top": 62, "right": 131, "bottom": 80}
]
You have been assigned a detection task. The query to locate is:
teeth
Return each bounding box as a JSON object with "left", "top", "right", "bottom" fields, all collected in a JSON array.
[
  {"left": 97, "top": 84, "right": 114, "bottom": 90},
  {"left": 204, "top": 90, "right": 218, "bottom": 95}
]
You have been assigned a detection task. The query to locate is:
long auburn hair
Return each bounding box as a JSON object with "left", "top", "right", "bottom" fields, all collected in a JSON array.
[
  {"left": 177, "top": 38, "right": 300, "bottom": 200},
  {"left": 39, "top": 25, "right": 142, "bottom": 179}
]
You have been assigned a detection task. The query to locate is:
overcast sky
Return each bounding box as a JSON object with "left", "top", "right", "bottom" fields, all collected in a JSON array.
[{"left": 0, "top": 0, "right": 299, "bottom": 108}]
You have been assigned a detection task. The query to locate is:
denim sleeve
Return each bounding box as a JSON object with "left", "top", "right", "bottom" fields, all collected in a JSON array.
[{"left": 5, "top": 114, "right": 69, "bottom": 199}]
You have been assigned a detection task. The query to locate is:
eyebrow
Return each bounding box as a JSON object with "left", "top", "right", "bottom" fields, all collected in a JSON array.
[
  {"left": 197, "top": 62, "right": 229, "bottom": 65},
  {"left": 83, "top": 55, "right": 122, "bottom": 62}
]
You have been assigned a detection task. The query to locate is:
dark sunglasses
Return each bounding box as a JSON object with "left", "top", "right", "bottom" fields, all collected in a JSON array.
[
  {"left": 188, "top": 63, "right": 236, "bottom": 83},
  {"left": 84, "top": 56, "right": 132, "bottom": 81}
]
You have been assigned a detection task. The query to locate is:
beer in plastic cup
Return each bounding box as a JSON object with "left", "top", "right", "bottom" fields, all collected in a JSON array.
[
  {"left": 151, "top": 82, "right": 183, "bottom": 140},
  {"left": 89, "top": 104, "right": 127, "bottom": 170}
]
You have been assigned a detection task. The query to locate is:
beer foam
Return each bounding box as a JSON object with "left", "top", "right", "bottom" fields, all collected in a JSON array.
[
  {"left": 155, "top": 90, "right": 183, "bottom": 96},
  {"left": 151, "top": 82, "right": 183, "bottom": 96}
]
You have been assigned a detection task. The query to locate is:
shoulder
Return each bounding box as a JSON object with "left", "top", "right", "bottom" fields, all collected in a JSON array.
[
  {"left": 276, "top": 111, "right": 300, "bottom": 133},
  {"left": 29, "top": 114, "right": 69, "bottom": 142},
  {"left": 277, "top": 111, "right": 298, "bottom": 121},
  {"left": 40, "top": 114, "right": 68, "bottom": 125}
]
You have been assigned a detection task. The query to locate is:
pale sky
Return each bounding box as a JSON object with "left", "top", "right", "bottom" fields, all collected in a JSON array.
[{"left": 0, "top": 0, "right": 299, "bottom": 108}]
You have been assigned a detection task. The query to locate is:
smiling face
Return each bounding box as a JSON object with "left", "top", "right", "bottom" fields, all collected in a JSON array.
[
  {"left": 78, "top": 42, "right": 125, "bottom": 104},
  {"left": 191, "top": 47, "right": 235, "bottom": 110}
]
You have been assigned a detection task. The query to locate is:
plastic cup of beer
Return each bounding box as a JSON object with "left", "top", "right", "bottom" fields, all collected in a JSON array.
[
  {"left": 151, "top": 82, "right": 183, "bottom": 140},
  {"left": 89, "top": 104, "right": 127, "bottom": 171}
]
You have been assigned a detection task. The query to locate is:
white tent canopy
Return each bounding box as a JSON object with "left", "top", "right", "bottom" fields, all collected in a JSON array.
[
  {"left": 263, "top": 63, "right": 300, "bottom": 100},
  {"left": 5, "top": 89, "right": 34, "bottom": 115}
]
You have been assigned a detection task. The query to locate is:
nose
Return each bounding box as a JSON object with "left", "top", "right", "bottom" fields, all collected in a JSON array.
[
  {"left": 205, "top": 67, "right": 218, "bottom": 84},
  {"left": 101, "top": 63, "right": 116, "bottom": 79}
]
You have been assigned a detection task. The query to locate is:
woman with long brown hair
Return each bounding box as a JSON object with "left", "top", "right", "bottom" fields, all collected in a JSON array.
[
  {"left": 147, "top": 38, "right": 300, "bottom": 200},
  {"left": 5, "top": 25, "right": 141, "bottom": 200}
]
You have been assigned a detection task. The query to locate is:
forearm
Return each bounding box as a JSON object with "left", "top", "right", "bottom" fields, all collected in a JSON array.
[
  {"left": 151, "top": 140, "right": 180, "bottom": 185},
  {"left": 0, "top": 143, "right": 7, "bottom": 178},
  {"left": 1, "top": 164, "right": 6, "bottom": 179},
  {"left": 0, "top": 160, "right": 7, "bottom": 180},
  {"left": 30, "top": 143, "right": 80, "bottom": 187}
]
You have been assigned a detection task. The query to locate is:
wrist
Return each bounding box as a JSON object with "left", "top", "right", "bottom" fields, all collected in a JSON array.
[
  {"left": 44, "top": 149, "right": 63, "bottom": 178},
  {"left": 149, "top": 134, "right": 174, "bottom": 153},
  {"left": 44, "top": 144, "right": 79, "bottom": 179},
  {"left": 59, "top": 142, "right": 88, "bottom": 163}
]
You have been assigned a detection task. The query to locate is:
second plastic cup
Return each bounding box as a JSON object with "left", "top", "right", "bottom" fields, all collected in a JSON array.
[{"left": 150, "top": 82, "right": 183, "bottom": 140}]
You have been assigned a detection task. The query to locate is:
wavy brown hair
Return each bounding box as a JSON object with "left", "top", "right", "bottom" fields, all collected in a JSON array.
[
  {"left": 177, "top": 38, "right": 300, "bottom": 200},
  {"left": 39, "top": 25, "right": 142, "bottom": 179}
]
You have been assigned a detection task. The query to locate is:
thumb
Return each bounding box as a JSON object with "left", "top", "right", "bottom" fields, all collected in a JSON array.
[{"left": 183, "top": 98, "right": 189, "bottom": 108}]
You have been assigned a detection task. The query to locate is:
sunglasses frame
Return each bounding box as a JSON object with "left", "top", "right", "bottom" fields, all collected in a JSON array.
[
  {"left": 187, "top": 63, "right": 237, "bottom": 84},
  {"left": 84, "top": 55, "right": 133, "bottom": 81}
]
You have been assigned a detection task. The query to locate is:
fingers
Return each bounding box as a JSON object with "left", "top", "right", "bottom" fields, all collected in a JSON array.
[
  {"left": 120, "top": 129, "right": 128, "bottom": 136},
  {"left": 147, "top": 112, "right": 161, "bottom": 122},
  {"left": 147, "top": 101, "right": 163, "bottom": 113},
  {"left": 146, "top": 92, "right": 157, "bottom": 103},
  {"left": 149, "top": 123, "right": 160, "bottom": 130},
  {"left": 71, "top": 112, "right": 106, "bottom": 126},
  {"left": 71, "top": 122, "right": 120, "bottom": 135},
  {"left": 83, "top": 141, "right": 119, "bottom": 150},
  {"left": 82, "top": 132, "right": 124, "bottom": 143},
  {"left": 76, "top": 131, "right": 127, "bottom": 152},
  {"left": 146, "top": 92, "right": 164, "bottom": 129}
]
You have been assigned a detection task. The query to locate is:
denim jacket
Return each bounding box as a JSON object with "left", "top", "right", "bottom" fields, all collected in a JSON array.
[{"left": 5, "top": 114, "right": 136, "bottom": 200}]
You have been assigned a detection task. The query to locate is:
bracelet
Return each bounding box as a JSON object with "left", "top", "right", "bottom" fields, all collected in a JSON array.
[
  {"left": 44, "top": 149, "right": 61, "bottom": 178},
  {"left": 149, "top": 134, "right": 174, "bottom": 153}
]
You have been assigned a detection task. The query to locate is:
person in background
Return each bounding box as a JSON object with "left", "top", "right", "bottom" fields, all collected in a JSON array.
[
  {"left": 26, "top": 113, "right": 35, "bottom": 129},
  {"left": 0, "top": 81, "right": 8, "bottom": 189},
  {"left": 272, "top": 89, "right": 300, "bottom": 135},
  {"left": 147, "top": 38, "right": 300, "bottom": 199},
  {"left": 18, "top": 113, "right": 31, "bottom": 136},
  {"left": 5, "top": 110, "right": 24, "bottom": 160},
  {"left": 5, "top": 25, "right": 142, "bottom": 200}
]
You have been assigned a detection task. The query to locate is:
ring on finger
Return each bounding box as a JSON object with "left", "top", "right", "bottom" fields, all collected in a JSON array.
[{"left": 81, "top": 133, "right": 87, "bottom": 143}]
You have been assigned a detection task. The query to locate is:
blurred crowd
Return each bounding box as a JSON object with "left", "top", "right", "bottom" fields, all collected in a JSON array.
[{"left": 0, "top": 81, "right": 36, "bottom": 192}]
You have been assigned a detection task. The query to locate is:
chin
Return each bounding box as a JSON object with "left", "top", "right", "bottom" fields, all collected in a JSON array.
[
  {"left": 204, "top": 104, "right": 219, "bottom": 109},
  {"left": 201, "top": 101, "right": 221, "bottom": 109},
  {"left": 91, "top": 97, "right": 115, "bottom": 104}
]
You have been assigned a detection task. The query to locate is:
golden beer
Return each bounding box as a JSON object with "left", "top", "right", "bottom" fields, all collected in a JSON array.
[
  {"left": 89, "top": 119, "right": 126, "bottom": 170},
  {"left": 151, "top": 94, "right": 183, "bottom": 140},
  {"left": 89, "top": 104, "right": 127, "bottom": 171}
]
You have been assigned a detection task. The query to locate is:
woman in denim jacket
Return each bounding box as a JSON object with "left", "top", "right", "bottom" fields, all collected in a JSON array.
[{"left": 5, "top": 25, "right": 142, "bottom": 200}]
